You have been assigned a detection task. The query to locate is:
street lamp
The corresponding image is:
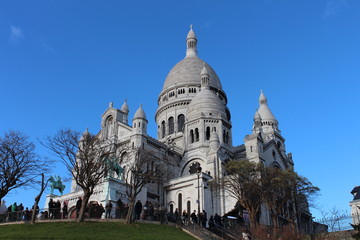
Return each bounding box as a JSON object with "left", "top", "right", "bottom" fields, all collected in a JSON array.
[{"left": 196, "top": 165, "right": 202, "bottom": 220}]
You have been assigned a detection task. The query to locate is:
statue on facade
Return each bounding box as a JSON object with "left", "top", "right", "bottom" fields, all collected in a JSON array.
[
  {"left": 49, "top": 175, "right": 66, "bottom": 195},
  {"left": 104, "top": 156, "right": 124, "bottom": 180}
]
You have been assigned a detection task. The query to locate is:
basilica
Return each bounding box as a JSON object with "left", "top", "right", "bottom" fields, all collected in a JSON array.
[{"left": 46, "top": 26, "right": 310, "bottom": 228}]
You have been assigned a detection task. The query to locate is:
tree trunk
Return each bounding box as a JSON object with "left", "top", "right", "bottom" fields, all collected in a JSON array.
[
  {"left": 249, "top": 211, "right": 257, "bottom": 228},
  {"left": 125, "top": 199, "right": 135, "bottom": 224},
  {"left": 77, "top": 190, "right": 92, "bottom": 223},
  {"left": 272, "top": 211, "right": 279, "bottom": 229},
  {"left": 31, "top": 198, "right": 40, "bottom": 224},
  {"left": 31, "top": 173, "right": 47, "bottom": 224}
]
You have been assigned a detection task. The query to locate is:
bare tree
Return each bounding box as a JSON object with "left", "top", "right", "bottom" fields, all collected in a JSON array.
[
  {"left": 43, "top": 128, "right": 112, "bottom": 222},
  {"left": 0, "top": 130, "right": 49, "bottom": 202},
  {"left": 224, "top": 160, "right": 319, "bottom": 231},
  {"left": 320, "top": 206, "right": 347, "bottom": 232},
  {"left": 223, "top": 160, "right": 263, "bottom": 227},
  {"left": 262, "top": 168, "right": 319, "bottom": 232},
  {"left": 119, "top": 147, "right": 169, "bottom": 224},
  {"left": 261, "top": 167, "right": 295, "bottom": 228},
  {"left": 31, "top": 173, "right": 50, "bottom": 224}
]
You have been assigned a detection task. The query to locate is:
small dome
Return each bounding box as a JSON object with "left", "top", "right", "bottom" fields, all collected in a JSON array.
[
  {"left": 134, "top": 104, "right": 146, "bottom": 120},
  {"left": 186, "top": 88, "right": 227, "bottom": 120},
  {"left": 257, "top": 91, "right": 277, "bottom": 122},
  {"left": 200, "top": 64, "right": 209, "bottom": 77},
  {"left": 187, "top": 28, "right": 196, "bottom": 39},
  {"left": 121, "top": 99, "right": 129, "bottom": 113},
  {"left": 162, "top": 57, "right": 222, "bottom": 91},
  {"left": 254, "top": 110, "right": 261, "bottom": 120}
]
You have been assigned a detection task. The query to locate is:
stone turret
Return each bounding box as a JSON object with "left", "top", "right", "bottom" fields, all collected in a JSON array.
[{"left": 132, "top": 104, "right": 147, "bottom": 135}]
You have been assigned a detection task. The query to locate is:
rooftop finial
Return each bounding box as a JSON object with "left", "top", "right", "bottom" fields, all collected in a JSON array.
[
  {"left": 121, "top": 99, "right": 129, "bottom": 113},
  {"left": 186, "top": 25, "right": 198, "bottom": 58}
]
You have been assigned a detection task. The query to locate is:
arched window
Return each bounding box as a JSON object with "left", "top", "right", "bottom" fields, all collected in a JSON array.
[
  {"left": 177, "top": 114, "right": 185, "bottom": 133},
  {"left": 195, "top": 128, "right": 199, "bottom": 142},
  {"left": 187, "top": 201, "right": 191, "bottom": 215},
  {"left": 178, "top": 193, "right": 182, "bottom": 214},
  {"left": 161, "top": 121, "right": 166, "bottom": 138},
  {"left": 168, "top": 117, "right": 174, "bottom": 134},
  {"left": 105, "top": 115, "right": 113, "bottom": 127},
  {"left": 170, "top": 204, "right": 174, "bottom": 214},
  {"left": 190, "top": 130, "right": 194, "bottom": 143},
  {"left": 206, "top": 126, "right": 210, "bottom": 141}
]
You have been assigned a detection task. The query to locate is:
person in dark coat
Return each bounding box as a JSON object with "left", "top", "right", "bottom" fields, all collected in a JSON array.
[
  {"left": 62, "top": 201, "right": 68, "bottom": 219},
  {"left": 214, "top": 213, "right": 222, "bottom": 227},
  {"left": 54, "top": 200, "right": 61, "bottom": 219},
  {"left": 48, "top": 199, "right": 54, "bottom": 219},
  {"left": 105, "top": 201, "right": 113, "bottom": 219},
  {"left": 76, "top": 197, "right": 82, "bottom": 218},
  {"left": 116, "top": 199, "right": 124, "bottom": 219},
  {"left": 190, "top": 210, "right": 197, "bottom": 224},
  {"left": 134, "top": 200, "right": 142, "bottom": 220},
  {"left": 209, "top": 215, "right": 215, "bottom": 229},
  {"left": 201, "top": 210, "right": 207, "bottom": 227}
]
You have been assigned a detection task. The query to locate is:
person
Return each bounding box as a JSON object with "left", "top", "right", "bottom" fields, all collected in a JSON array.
[
  {"left": 181, "top": 210, "right": 188, "bottom": 225},
  {"left": 208, "top": 215, "right": 215, "bottom": 229},
  {"left": 31, "top": 204, "right": 39, "bottom": 219},
  {"left": 148, "top": 202, "right": 154, "bottom": 221},
  {"left": 174, "top": 208, "right": 179, "bottom": 223},
  {"left": 11, "top": 202, "right": 18, "bottom": 221},
  {"left": 201, "top": 210, "right": 207, "bottom": 228},
  {"left": 48, "top": 199, "right": 54, "bottom": 219},
  {"left": 214, "top": 213, "right": 222, "bottom": 227},
  {"left": 97, "top": 203, "right": 105, "bottom": 219},
  {"left": 115, "top": 199, "right": 124, "bottom": 219},
  {"left": 54, "top": 200, "right": 61, "bottom": 219},
  {"left": 76, "top": 197, "right": 82, "bottom": 218},
  {"left": 105, "top": 201, "right": 112, "bottom": 219},
  {"left": 24, "top": 207, "right": 31, "bottom": 221},
  {"left": 190, "top": 210, "right": 197, "bottom": 224},
  {"left": 134, "top": 200, "right": 142, "bottom": 220},
  {"left": 17, "top": 203, "right": 24, "bottom": 220},
  {"left": 62, "top": 201, "right": 68, "bottom": 219}
]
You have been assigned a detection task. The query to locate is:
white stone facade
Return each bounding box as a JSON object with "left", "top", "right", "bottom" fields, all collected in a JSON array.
[
  {"left": 350, "top": 186, "right": 360, "bottom": 225},
  {"left": 46, "top": 27, "right": 297, "bottom": 224}
]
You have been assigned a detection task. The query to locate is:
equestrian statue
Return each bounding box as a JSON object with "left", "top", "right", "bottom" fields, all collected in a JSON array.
[{"left": 49, "top": 175, "right": 66, "bottom": 195}]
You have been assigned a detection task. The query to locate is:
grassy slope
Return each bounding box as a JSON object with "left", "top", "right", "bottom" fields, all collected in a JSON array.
[{"left": 0, "top": 222, "right": 196, "bottom": 240}]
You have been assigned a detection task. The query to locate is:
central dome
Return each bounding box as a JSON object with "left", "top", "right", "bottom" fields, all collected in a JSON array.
[{"left": 162, "top": 56, "right": 222, "bottom": 91}]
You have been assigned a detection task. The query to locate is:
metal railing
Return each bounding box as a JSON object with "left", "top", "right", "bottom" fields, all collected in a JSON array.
[{"left": 314, "top": 213, "right": 360, "bottom": 232}]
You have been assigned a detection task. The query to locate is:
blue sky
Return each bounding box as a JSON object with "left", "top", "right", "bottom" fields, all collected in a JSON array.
[{"left": 1, "top": 0, "right": 359, "bottom": 220}]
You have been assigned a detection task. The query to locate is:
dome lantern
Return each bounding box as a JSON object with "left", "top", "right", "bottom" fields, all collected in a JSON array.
[
  {"left": 186, "top": 24, "right": 198, "bottom": 58},
  {"left": 200, "top": 64, "right": 210, "bottom": 89}
]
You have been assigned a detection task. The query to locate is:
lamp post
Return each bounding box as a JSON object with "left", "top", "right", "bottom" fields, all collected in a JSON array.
[{"left": 196, "top": 166, "right": 202, "bottom": 219}]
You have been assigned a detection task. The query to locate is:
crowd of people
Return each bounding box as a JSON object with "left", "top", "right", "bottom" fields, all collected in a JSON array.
[
  {"left": 0, "top": 201, "right": 40, "bottom": 222},
  {"left": 1, "top": 198, "right": 232, "bottom": 230}
]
